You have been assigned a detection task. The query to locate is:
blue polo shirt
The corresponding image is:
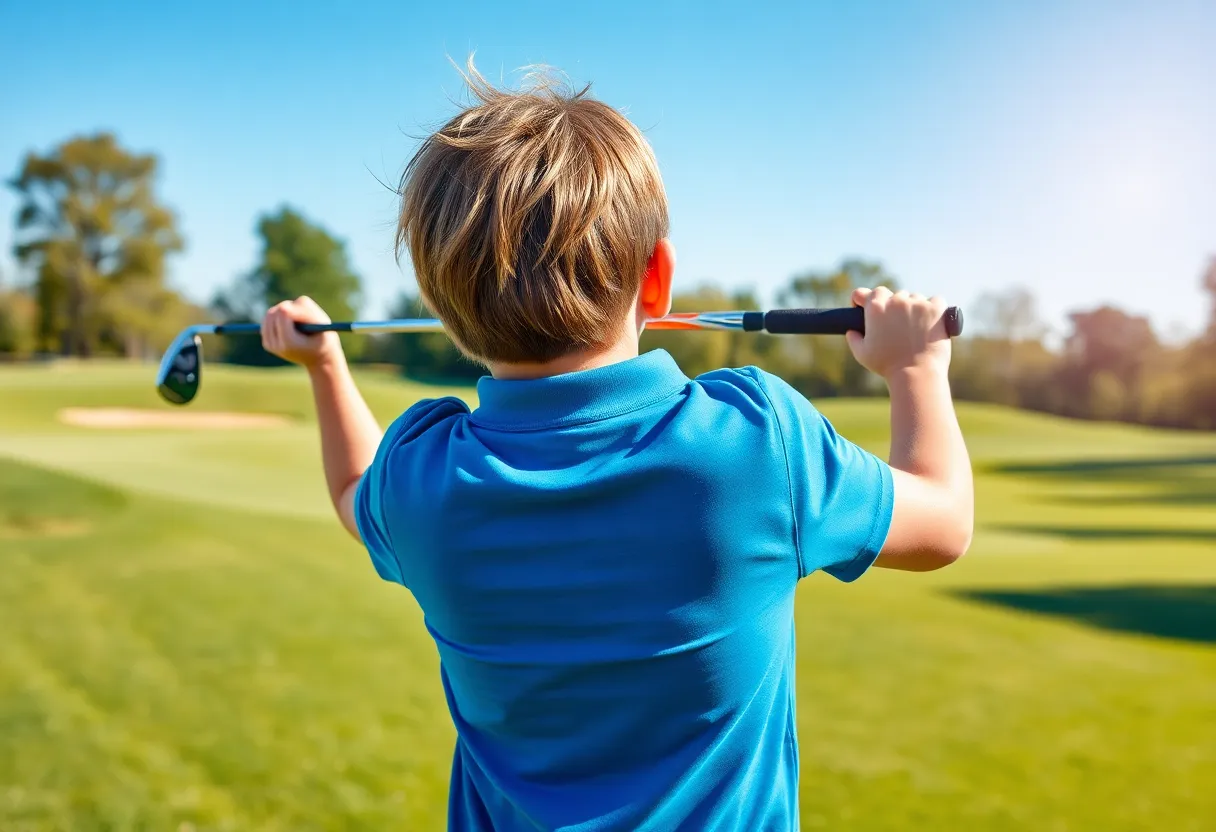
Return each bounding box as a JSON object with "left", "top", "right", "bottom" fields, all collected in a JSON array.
[{"left": 355, "top": 349, "right": 893, "bottom": 831}]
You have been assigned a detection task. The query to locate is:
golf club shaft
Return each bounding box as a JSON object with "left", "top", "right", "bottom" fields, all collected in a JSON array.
[
  {"left": 209, "top": 306, "right": 964, "bottom": 338},
  {"left": 157, "top": 305, "right": 964, "bottom": 405}
]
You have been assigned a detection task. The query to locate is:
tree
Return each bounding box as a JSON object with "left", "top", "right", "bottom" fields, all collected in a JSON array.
[
  {"left": 0, "top": 266, "right": 36, "bottom": 357},
  {"left": 967, "top": 287, "right": 1046, "bottom": 394},
  {"left": 777, "top": 258, "right": 899, "bottom": 396},
  {"left": 371, "top": 284, "right": 774, "bottom": 383},
  {"left": 780, "top": 258, "right": 897, "bottom": 309},
  {"left": 367, "top": 292, "right": 482, "bottom": 382},
  {"left": 1058, "top": 306, "right": 1158, "bottom": 421},
  {"left": 1204, "top": 256, "right": 1216, "bottom": 336},
  {"left": 641, "top": 285, "right": 771, "bottom": 378},
  {"left": 0, "top": 293, "right": 34, "bottom": 358},
  {"left": 1182, "top": 257, "right": 1216, "bottom": 428},
  {"left": 8, "top": 132, "right": 183, "bottom": 356},
  {"left": 213, "top": 207, "right": 364, "bottom": 365},
  {"left": 973, "top": 287, "right": 1043, "bottom": 343}
]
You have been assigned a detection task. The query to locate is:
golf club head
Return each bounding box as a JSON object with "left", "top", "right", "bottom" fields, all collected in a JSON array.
[{"left": 157, "top": 329, "right": 203, "bottom": 404}]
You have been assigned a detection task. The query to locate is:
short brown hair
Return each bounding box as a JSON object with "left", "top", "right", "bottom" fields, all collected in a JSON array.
[{"left": 395, "top": 61, "right": 669, "bottom": 364}]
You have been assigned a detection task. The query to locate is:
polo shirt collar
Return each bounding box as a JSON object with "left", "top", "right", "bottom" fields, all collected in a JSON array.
[{"left": 471, "top": 349, "right": 689, "bottom": 430}]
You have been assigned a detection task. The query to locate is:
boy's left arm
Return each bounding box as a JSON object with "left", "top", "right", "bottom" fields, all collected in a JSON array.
[{"left": 262, "top": 296, "right": 380, "bottom": 541}]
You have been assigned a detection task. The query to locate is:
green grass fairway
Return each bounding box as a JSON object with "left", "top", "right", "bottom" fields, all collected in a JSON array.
[{"left": 2, "top": 360, "right": 1214, "bottom": 830}]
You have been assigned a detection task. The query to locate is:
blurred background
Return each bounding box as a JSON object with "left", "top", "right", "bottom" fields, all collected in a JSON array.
[{"left": 1, "top": 1, "right": 1213, "bottom": 829}]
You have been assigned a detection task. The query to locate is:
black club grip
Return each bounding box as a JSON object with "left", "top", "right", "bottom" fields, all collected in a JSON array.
[
  {"left": 744, "top": 306, "right": 964, "bottom": 337},
  {"left": 296, "top": 322, "right": 353, "bottom": 334}
]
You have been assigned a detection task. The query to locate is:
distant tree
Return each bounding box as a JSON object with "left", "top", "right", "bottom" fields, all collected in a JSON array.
[
  {"left": 213, "top": 207, "right": 364, "bottom": 365},
  {"left": 973, "top": 286, "right": 1043, "bottom": 342},
  {"left": 641, "top": 284, "right": 768, "bottom": 378},
  {"left": 1204, "top": 256, "right": 1216, "bottom": 335},
  {"left": 370, "top": 284, "right": 771, "bottom": 383},
  {"left": 949, "top": 337, "right": 1017, "bottom": 406},
  {"left": 1058, "top": 306, "right": 1158, "bottom": 421},
  {"left": 100, "top": 279, "right": 209, "bottom": 360},
  {"left": 968, "top": 286, "right": 1046, "bottom": 391},
  {"left": 0, "top": 269, "right": 37, "bottom": 357},
  {"left": 1182, "top": 355, "right": 1216, "bottom": 430},
  {"left": 781, "top": 258, "right": 898, "bottom": 309},
  {"left": 1182, "top": 257, "right": 1216, "bottom": 428},
  {"left": 367, "top": 292, "right": 482, "bottom": 382},
  {"left": 7, "top": 132, "right": 183, "bottom": 356},
  {"left": 778, "top": 258, "right": 899, "bottom": 397},
  {"left": 1136, "top": 347, "right": 1193, "bottom": 428}
]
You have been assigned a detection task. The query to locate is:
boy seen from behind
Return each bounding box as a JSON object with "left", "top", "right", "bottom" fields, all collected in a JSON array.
[{"left": 261, "top": 64, "right": 973, "bottom": 832}]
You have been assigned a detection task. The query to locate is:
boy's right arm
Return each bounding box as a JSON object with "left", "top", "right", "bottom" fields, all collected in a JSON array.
[
  {"left": 847, "top": 287, "right": 974, "bottom": 571},
  {"left": 261, "top": 296, "right": 382, "bottom": 544}
]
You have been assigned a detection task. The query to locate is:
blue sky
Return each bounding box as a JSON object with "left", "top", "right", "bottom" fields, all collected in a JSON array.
[{"left": 2, "top": 0, "right": 1213, "bottom": 340}]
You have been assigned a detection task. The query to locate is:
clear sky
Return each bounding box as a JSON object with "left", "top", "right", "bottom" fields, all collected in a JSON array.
[{"left": 2, "top": 0, "right": 1213, "bottom": 340}]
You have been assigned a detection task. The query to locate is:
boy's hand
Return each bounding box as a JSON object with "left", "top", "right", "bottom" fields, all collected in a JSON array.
[
  {"left": 261, "top": 296, "right": 344, "bottom": 370},
  {"left": 845, "top": 287, "right": 951, "bottom": 379}
]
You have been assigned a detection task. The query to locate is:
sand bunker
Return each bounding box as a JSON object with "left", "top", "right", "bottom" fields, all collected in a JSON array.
[{"left": 58, "top": 407, "right": 292, "bottom": 429}]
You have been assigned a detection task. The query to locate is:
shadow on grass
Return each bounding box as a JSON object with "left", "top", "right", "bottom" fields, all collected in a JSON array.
[
  {"left": 986, "top": 454, "right": 1216, "bottom": 508},
  {"left": 994, "top": 524, "right": 1216, "bottom": 542},
  {"left": 953, "top": 584, "right": 1216, "bottom": 644},
  {"left": 990, "top": 455, "right": 1216, "bottom": 476}
]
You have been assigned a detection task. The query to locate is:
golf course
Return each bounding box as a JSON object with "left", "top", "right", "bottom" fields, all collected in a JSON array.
[{"left": 1, "top": 358, "right": 1213, "bottom": 831}]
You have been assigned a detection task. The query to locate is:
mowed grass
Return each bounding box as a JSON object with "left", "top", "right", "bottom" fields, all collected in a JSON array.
[{"left": 1, "top": 360, "right": 1214, "bottom": 831}]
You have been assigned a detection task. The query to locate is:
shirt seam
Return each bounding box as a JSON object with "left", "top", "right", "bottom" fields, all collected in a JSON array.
[
  {"left": 830, "top": 458, "right": 893, "bottom": 581},
  {"left": 860, "top": 459, "right": 895, "bottom": 567},
  {"left": 374, "top": 412, "right": 414, "bottom": 583},
  {"left": 467, "top": 383, "right": 688, "bottom": 433},
  {"left": 750, "top": 368, "right": 809, "bottom": 580}
]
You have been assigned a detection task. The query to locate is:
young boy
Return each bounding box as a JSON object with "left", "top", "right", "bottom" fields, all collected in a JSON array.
[{"left": 261, "top": 67, "right": 973, "bottom": 831}]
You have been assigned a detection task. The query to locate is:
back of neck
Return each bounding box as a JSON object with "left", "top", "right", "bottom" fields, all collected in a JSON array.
[{"left": 488, "top": 337, "right": 640, "bottom": 380}]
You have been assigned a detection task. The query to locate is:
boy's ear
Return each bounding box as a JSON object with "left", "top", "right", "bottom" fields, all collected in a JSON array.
[{"left": 640, "top": 238, "right": 675, "bottom": 320}]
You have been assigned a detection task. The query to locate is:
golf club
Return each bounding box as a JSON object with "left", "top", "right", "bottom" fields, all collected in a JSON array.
[{"left": 156, "top": 305, "right": 964, "bottom": 405}]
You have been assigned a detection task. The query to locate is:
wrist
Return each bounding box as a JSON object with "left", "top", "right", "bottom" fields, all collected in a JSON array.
[
  {"left": 884, "top": 362, "right": 950, "bottom": 391},
  {"left": 305, "top": 349, "right": 348, "bottom": 379}
]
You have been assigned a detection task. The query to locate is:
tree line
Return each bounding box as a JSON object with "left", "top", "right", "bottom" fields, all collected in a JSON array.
[{"left": 3, "top": 132, "right": 1214, "bottom": 430}]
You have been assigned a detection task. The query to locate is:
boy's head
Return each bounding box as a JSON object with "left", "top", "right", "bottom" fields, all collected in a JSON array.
[{"left": 396, "top": 61, "right": 673, "bottom": 366}]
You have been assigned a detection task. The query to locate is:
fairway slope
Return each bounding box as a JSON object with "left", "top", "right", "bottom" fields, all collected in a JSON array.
[
  {"left": 0, "top": 457, "right": 128, "bottom": 540},
  {"left": 57, "top": 407, "right": 293, "bottom": 429},
  {"left": 2, "top": 362, "right": 1214, "bottom": 830}
]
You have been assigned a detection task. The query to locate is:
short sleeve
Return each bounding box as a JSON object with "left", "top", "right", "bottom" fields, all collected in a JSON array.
[
  {"left": 353, "top": 396, "right": 471, "bottom": 586},
  {"left": 753, "top": 370, "right": 894, "bottom": 583},
  {"left": 354, "top": 412, "right": 409, "bottom": 585}
]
